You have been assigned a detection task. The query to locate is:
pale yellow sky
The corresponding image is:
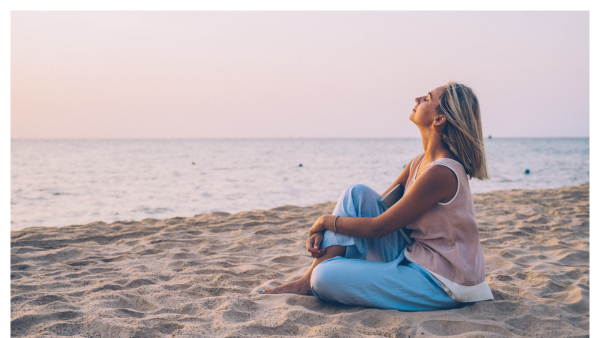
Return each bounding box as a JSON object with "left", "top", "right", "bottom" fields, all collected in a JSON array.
[{"left": 11, "top": 11, "right": 589, "bottom": 139}]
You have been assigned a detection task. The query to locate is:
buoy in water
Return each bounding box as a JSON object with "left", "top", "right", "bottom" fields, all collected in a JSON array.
[
  {"left": 299, "top": 163, "right": 303, "bottom": 167},
  {"left": 525, "top": 169, "right": 530, "bottom": 174}
]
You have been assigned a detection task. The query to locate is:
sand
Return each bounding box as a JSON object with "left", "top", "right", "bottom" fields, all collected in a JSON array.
[{"left": 11, "top": 184, "right": 589, "bottom": 337}]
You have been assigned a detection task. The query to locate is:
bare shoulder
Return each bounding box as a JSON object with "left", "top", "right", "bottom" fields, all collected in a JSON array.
[
  {"left": 403, "top": 157, "right": 415, "bottom": 175},
  {"left": 402, "top": 153, "right": 423, "bottom": 177},
  {"left": 412, "top": 164, "right": 458, "bottom": 202},
  {"left": 427, "top": 163, "right": 457, "bottom": 179},
  {"left": 422, "top": 164, "right": 457, "bottom": 186},
  {"left": 396, "top": 156, "right": 417, "bottom": 185}
]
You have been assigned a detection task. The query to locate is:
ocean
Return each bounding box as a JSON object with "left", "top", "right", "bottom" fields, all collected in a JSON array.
[{"left": 11, "top": 138, "right": 589, "bottom": 231}]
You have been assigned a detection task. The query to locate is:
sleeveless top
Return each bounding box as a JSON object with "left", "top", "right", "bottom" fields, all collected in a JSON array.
[{"left": 403, "top": 153, "right": 493, "bottom": 302}]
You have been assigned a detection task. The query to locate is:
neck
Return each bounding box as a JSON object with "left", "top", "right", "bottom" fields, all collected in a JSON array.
[{"left": 419, "top": 128, "right": 450, "bottom": 161}]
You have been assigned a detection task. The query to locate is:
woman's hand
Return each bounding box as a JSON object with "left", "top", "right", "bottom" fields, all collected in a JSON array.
[
  {"left": 308, "top": 215, "right": 327, "bottom": 237},
  {"left": 306, "top": 232, "right": 326, "bottom": 258}
]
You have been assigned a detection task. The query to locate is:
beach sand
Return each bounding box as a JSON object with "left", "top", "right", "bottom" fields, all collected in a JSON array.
[{"left": 11, "top": 184, "right": 589, "bottom": 337}]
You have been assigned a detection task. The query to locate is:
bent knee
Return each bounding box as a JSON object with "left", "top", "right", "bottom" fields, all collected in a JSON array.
[
  {"left": 344, "top": 183, "right": 368, "bottom": 193},
  {"left": 349, "top": 184, "right": 381, "bottom": 203},
  {"left": 342, "top": 184, "right": 376, "bottom": 199},
  {"left": 334, "top": 184, "right": 382, "bottom": 218}
]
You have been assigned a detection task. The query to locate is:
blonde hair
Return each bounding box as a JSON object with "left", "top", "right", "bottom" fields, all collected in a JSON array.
[{"left": 437, "top": 81, "right": 489, "bottom": 180}]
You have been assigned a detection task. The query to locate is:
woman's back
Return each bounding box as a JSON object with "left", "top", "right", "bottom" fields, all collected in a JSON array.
[{"left": 404, "top": 153, "right": 486, "bottom": 287}]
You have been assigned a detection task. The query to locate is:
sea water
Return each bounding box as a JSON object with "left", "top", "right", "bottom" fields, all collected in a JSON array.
[{"left": 11, "top": 138, "right": 589, "bottom": 230}]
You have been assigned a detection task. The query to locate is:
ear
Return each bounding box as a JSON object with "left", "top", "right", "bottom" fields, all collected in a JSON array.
[
  {"left": 434, "top": 115, "right": 446, "bottom": 125},
  {"left": 431, "top": 115, "right": 447, "bottom": 131}
]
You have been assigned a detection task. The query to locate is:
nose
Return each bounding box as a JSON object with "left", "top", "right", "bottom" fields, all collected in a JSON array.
[{"left": 414, "top": 97, "right": 421, "bottom": 105}]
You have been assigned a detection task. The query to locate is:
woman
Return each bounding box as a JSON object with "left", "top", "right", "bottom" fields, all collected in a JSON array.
[{"left": 259, "top": 81, "right": 494, "bottom": 311}]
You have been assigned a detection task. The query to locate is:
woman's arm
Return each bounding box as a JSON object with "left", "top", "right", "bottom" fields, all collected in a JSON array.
[
  {"left": 380, "top": 158, "right": 415, "bottom": 197},
  {"left": 311, "top": 165, "right": 457, "bottom": 239},
  {"left": 372, "top": 165, "right": 457, "bottom": 237}
]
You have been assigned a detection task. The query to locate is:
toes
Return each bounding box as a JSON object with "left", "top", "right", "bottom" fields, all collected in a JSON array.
[{"left": 259, "top": 287, "right": 278, "bottom": 294}]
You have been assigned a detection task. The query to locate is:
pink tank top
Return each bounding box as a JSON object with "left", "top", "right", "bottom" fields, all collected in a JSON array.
[{"left": 404, "top": 153, "right": 486, "bottom": 286}]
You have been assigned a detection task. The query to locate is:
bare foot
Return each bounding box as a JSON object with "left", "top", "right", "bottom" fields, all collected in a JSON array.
[
  {"left": 258, "top": 245, "right": 346, "bottom": 296},
  {"left": 259, "top": 277, "right": 312, "bottom": 295}
]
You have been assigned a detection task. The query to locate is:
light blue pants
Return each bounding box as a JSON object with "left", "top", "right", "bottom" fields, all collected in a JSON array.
[{"left": 310, "top": 184, "right": 462, "bottom": 311}]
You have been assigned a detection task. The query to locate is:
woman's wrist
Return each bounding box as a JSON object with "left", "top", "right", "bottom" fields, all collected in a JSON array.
[
  {"left": 310, "top": 216, "right": 329, "bottom": 237},
  {"left": 317, "top": 215, "right": 325, "bottom": 231},
  {"left": 320, "top": 215, "right": 334, "bottom": 232}
]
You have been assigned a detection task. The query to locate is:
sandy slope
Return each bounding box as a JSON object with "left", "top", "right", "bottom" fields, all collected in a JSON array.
[{"left": 11, "top": 184, "right": 589, "bottom": 337}]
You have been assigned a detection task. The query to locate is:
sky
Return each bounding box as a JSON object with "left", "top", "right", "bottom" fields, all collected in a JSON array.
[{"left": 11, "top": 11, "right": 589, "bottom": 139}]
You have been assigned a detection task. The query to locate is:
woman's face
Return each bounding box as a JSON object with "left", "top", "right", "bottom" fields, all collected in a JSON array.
[{"left": 409, "top": 85, "right": 446, "bottom": 127}]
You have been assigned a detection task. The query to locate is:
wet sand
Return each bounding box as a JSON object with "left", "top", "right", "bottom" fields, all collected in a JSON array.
[{"left": 11, "top": 184, "right": 589, "bottom": 337}]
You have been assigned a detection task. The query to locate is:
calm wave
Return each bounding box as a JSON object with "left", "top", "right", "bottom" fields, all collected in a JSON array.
[{"left": 11, "top": 138, "right": 589, "bottom": 230}]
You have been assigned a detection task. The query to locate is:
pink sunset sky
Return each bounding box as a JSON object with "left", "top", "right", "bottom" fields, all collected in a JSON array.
[{"left": 11, "top": 11, "right": 589, "bottom": 139}]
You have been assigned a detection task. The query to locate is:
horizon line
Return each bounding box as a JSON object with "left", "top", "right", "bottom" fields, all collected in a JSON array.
[{"left": 10, "top": 136, "right": 590, "bottom": 141}]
